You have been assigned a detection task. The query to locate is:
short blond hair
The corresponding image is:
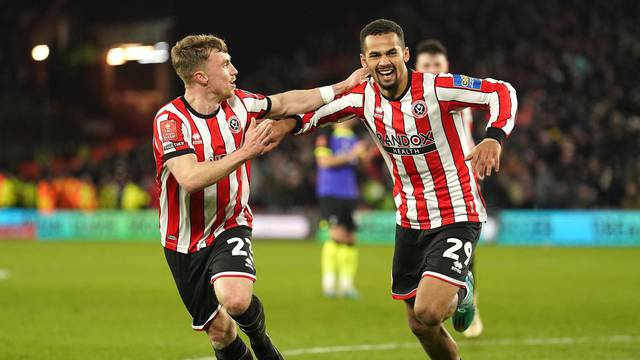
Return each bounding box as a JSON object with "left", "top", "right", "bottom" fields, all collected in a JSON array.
[{"left": 171, "top": 34, "right": 228, "bottom": 84}]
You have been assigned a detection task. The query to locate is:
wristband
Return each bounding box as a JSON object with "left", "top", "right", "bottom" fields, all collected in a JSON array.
[{"left": 319, "top": 86, "right": 335, "bottom": 104}]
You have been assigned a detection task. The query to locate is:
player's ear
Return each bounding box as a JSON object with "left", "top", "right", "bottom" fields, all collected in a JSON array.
[
  {"left": 360, "top": 53, "right": 367, "bottom": 68},
  {"left": 192, "top": 70, "right": 208, "bottom": 86},
  {"left": 404, "top": 47, "right": 410, "bottom": 63}
]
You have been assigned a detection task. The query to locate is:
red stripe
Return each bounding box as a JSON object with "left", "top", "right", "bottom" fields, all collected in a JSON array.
[
  {"left": 422, "top": 273, "right": 465, "bottom": 288},
  {"left": 173, "top": 100, "right": 206, "bottom": 252},
  {"left": 165, "top": 174, "right": 179, "bottom": 251},
  {"left": 223, "top": 104, "right": 244, "bottom": 229},
  {"left": 391, "top": 289, "right": 417, "bottom": 300},
  {"left": 480, "top": 81, "right": 512, "bottom": 129},
  {"left": 208, "top": 114, "right": 230, "bottom": 241},
  {"left": 438, "top": 109, "right": 479, "bottom": 222},
  {"left": 371, "top": 85, "right": 410, "bottom": 226}
]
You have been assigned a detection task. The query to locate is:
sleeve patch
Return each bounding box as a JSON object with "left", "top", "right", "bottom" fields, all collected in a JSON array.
[
  {"left": 453, "top": 74, "right": 482, "bottom": 90},
  {"left": 160, "top": 119, "right": 179, "bottom": 142}
]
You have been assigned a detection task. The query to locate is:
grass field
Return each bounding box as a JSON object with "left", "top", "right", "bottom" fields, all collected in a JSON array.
[{"left": 1, "top": 240, "right": 639, "bottom": 360}]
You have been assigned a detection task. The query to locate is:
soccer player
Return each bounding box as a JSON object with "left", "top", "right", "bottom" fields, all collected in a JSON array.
[
  {"left": 316, "top": 119, "right": 366, "bottom": 298},
  {"left": 270, "top": 19, "right": 516, "bottom": 360},
  {"left": 152, "top": 34, "right": 367, "bottom": 360},
  {"left": 415, "top": 39, "right": 484, "bottom": 338}
]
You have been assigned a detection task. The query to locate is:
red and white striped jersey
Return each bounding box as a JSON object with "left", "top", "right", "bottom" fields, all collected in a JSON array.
[
  {"left": 296, "top": 71, "right": 517, "bottom": 230},
  {"left": 152, "top": 89, "right": 271, "bottom": 254}
]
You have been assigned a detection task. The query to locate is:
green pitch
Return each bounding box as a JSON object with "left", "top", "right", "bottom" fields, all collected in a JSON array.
[{"left": 0, "top": 241, "right": 639, "bottom": 360}]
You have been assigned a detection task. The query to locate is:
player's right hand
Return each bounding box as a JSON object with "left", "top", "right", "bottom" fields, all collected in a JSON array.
[{"left": 241, "top": 117, "right": 273, "bottom": 159}]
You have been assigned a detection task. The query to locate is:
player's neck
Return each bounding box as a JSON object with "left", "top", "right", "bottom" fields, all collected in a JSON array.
[
  {"left": 379, "top": 67, "right": 410, "bottom": 100},
  {"left": 183, "top": 88, "right": 221, "bottom": 117}
]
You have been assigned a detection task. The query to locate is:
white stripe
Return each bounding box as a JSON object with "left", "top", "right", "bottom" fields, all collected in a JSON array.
[
  {"left": 176, "top": 186, "right": 191, "bottom": 253},
  {"left": 191, "top": 305, "right": 221, "bottom": 330},
  {"left": 210, "top": 271, "right": 256, "bottom": 283},
  {"left": 502, "top": 80, "right": 518, "bottom": 135},
  {"left": 185, "top": 335, "right": 639, "bottom": 359},
  {"left": 159, "top": 168, "right": 170, "bottom": 247},
  {"left": 241, "top": 97, "right": 269, "bottom": 114},
  {"left": 422, "top": 271, "right": 467, "bottom": 288}
]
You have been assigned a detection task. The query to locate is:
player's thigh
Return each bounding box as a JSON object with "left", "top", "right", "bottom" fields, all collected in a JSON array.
[
  {"left": 413, "top": 275, "right": 460, "bottom": 325},
  {"left": 213, "top": 277, "right": 254, "bottom": 315},
  {"left": 207, "top": 226, "right": 257, "bottom": 314}
]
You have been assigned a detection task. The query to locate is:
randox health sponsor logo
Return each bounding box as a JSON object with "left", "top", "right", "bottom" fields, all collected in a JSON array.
[{"left": 376, "top": 131, "right": 436, "bottom": 156}]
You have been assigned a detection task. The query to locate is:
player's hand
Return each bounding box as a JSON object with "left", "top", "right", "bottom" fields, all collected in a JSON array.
[
  {"left": 464, "top": 138, "right": 502, "bottom": 179},
  {"left": 261, "top": 118, "right": 294, "bottom": 153},
  {"left": 240, "top": 118, "right": 272, "bottom": 159},
  {"left": 343, "top": 67, "right": 370, "bottom": 90}
]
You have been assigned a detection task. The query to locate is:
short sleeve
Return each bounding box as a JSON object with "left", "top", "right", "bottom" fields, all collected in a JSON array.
[
  {"left": 153, "top": 112, "right": 195, "bottom": 163},
  {"left": 235, "top": 89, "right": 272, "bottom": 119}
]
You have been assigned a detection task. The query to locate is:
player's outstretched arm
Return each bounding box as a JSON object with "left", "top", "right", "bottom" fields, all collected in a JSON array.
[
  {"left": 266, "top": 67, "right": 369, "bottom": 118},
  {"left": 435, "top": 73, "right": 517, "bottom": 178},
  {"left": 166, "top": 119, "right": 272, "bottom": 193}
]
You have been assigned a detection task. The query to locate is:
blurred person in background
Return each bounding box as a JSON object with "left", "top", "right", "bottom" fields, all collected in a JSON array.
[
  {"left": 270, "top": 19, "right": 516, "bottom": 360},
  {"left": 415, "top": 38, "right": 484, "bottom": 339},
  {"left": 316, "top": 119, "right": 367, "bottom": 298},
  {"left": 154, "top": 34, "right": 367, "bottom": 360}
]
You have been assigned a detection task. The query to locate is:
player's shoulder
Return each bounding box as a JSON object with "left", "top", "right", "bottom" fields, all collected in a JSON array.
[
  {"left": 155, "top": 97, "right": 182, "bottom": 118},
  {"left": 233, "top": 88, "right": 265, "bottom": 100}
]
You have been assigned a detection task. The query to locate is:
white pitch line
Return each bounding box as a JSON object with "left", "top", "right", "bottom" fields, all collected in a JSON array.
[
  {"left": 184, "top": 335, "right": 639, "bottom": 359},
  {"left": 0, "top": 269, "right": 10, "bottom": 280}
]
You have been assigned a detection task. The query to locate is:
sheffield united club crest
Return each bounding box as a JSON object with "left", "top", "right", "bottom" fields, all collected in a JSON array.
[
  {"left": 411, "top": 100, "right": 428, "bottom": 118},
  {"left": 228, "top": 116, "right": 241, "bottom": 133}
]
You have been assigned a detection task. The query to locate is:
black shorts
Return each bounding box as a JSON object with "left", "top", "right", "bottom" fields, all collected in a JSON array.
[
  {"left": 391, "top": 222, "right": 481, "bottom": 300},
  {"left": 164, "top": 226, "right": 256, "bottom": 330},
  {"left": 319, "top": 196, "right": 357, "bottom": 231}
]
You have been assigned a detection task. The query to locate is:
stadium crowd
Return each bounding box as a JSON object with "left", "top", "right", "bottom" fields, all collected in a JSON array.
[{"left": 1, "top": 0, "right": 638, "bottom": 211}]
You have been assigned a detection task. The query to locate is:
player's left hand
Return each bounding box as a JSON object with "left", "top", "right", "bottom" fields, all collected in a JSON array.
[
  {"left": 261, "top": 118, "right": 292, "bottom": 153},
  {"left": 344, "top": 67, "right": 370, "bottom": 89},
  {"left": 465, "top": 138, "right": 502, "bottom": 179}
]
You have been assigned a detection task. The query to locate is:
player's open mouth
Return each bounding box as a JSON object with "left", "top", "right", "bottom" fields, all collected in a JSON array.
[{"left": 377, "top": 67, "right": 395, "bottom": 81}]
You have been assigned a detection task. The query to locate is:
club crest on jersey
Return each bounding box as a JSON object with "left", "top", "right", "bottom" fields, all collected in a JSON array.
[
  {"left": 411, "top": 100, "right": 428, "bottom": 118},
  {"left": 191, "top": 133, "right": 203, "bottom": 145},
  {"left": 228, "top": 116, "right": 241, "bottom": 133},
  {"left": 160, "top": 119, "right": 178, "bottom": 142},
  {"left": 453, "top": 74, "right": 482, "bottom": 90}
]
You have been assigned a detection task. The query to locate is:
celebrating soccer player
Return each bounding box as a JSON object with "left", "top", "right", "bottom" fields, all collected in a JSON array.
[
  {"left": 415, "top": 38, "right": 484, "bottom": 338},
  {"left": 270, "top": 19, "right": 517, "bottom": 360},
  {"left": 152, "top": 34, "right": 368, "bottom": 360}
]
